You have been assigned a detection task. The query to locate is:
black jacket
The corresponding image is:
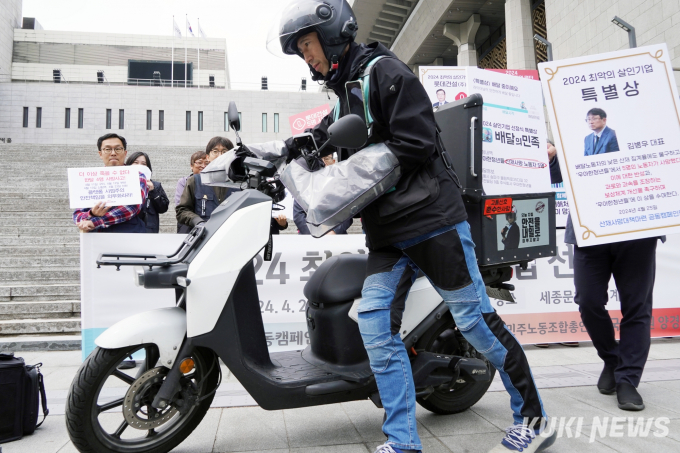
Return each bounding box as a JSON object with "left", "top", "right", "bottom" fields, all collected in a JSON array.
[
  {"left": 287, "top": 42, "right": 467, "bottom": 249},
  {"left": 142, "top": 180, "right": 169, "bottom": 234}
]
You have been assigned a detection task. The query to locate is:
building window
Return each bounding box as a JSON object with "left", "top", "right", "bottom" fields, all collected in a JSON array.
[
  {"left": 238, "top": 112, "right": 242, "bottom": 132},
  {"left": 65, "top": 108, "right": 71, "bottom": 128},
  {"left": 159, "top": 110, "right": 164, "bottom": 130},
  {"left": 274, "top": 113, "right": 279, "bottom": 133},
  {"left": 262, "top": 113, "right": 267, "bottom": 133},
  {"left": 224, "top": 112, "right": 229, "bottom": 131},
  {"left": 146, "top": 110, "right": 152, "bottom": 130},
  {"left": 186, "top": 111, "right": 191, "bottom": 131},
  {"left": 78, "top": 108, "right": 84, "bottom": 128},
  {"left": 23, "top": 107, "right": 28, "bottom": 128},
  {"left": 119, "top": 109, "right": 124, "bottom": 129},
  {"left": 106, "top": 109, "right": 112, "bottom": 129},
  {"left": 36, "top": 107, "right": 42, "bottom": 128},
  {"left": 198, "top": 111, "right": 204, "bottom": 131}
]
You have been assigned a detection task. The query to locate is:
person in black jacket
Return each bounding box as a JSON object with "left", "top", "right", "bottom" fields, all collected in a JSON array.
[
  {"left": 125, "top": 152, "right": 169, "bottom": 233},
  {"left": 272, "top": 2, "right": 554, "bottom": 452}
]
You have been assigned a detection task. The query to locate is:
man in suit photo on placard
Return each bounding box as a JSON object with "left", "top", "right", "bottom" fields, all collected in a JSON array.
[
  {"left": 584, "top": 107, "right": 620, "bottom": 156},
  {"left": 432, "top": 88, "right": 448, "bottom": 108}
]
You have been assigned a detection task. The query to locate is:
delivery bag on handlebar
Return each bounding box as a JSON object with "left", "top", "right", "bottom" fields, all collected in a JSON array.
[
  {"left": 200, "top": 141, "right": 288, "bottom": 188},
  {"left": 280, "top": 143, "right": 401, "bottom": 237}
]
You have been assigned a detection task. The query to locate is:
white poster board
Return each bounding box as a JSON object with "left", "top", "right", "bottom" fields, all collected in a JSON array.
[
  {"left": 539, "top": 43, "right": 680, "bottom": 246},
  {"left": 419, "top": 66, "right": 468, "bottom": 108},
  {"left": 81, "top": 233, "right": 680, "bottom": 359},
  {"left": 68, "top": 166, "right": 143, "bottom": 209},
  {"left": 465, "top": 67, "right": 552, "bottom": 195}
]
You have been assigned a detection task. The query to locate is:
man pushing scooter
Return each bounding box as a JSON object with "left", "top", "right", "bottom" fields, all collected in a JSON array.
[{"left": 269, "top": 1, "right": 557, "bottom": 452}]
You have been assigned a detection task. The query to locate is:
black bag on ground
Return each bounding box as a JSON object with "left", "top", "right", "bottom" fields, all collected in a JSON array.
[{"left": 0, "top": 352, "right": 49, "bottom": 443}]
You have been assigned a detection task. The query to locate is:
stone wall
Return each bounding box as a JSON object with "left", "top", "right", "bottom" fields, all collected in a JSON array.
[
  {"left": 546, "top": 0, "right": 680, "bottom": 88},
  {"left": 0, "top": 82, "right": 334, "bottom": 146},
  {"left": 0, "top": 0, "right": 21, "bottom": 83}
]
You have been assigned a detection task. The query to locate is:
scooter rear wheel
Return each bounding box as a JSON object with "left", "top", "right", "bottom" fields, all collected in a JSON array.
[
  {"left": 415, "top": 314, "right": 496, "bottom": 415},
  {"left": 66, "top": 344, "right": 219, "bottom": 453}
]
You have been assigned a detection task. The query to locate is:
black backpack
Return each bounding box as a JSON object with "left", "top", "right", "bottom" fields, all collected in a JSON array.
[{"left": 0, "top": 353, "right": 49, "bottom": 443}]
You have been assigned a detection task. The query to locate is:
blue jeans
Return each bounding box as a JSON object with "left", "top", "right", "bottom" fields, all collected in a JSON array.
[{"left": 357, "top": 221, "right": 546, "bottom": 451}]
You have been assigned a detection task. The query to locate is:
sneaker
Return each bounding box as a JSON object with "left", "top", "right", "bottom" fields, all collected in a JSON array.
[
  {"left": 597, "top": 365, "right": 616, "bottom": 395},
  {"left": 617, "top": 382, "right": 645, "bottom": 411},
  {"left": 489, "top": 424, "right": 557, "bottom": 452},
  {"left": 372, "top": 444, "right": 421, "bottom": 453}
]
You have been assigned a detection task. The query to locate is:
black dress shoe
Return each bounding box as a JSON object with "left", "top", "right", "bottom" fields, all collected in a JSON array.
[
  {"left": 597, "top": 365, "right": 616, "bottom": 395},
  {"left": 617, "top": 382, "right": 645, "bottom": 411}
]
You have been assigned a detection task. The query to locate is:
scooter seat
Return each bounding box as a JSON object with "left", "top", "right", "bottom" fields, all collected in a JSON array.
[{"left": 303, "top": 254, "right": 368, "bottom": 305}]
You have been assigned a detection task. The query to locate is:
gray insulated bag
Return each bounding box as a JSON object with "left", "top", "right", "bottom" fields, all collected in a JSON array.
[{"left": 280, "top": 143, "right": 401, "bottom": 237}]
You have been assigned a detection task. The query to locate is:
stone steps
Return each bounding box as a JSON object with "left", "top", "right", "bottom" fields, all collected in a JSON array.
[
  {"left": 0, "top": 283, "right": 80, "bottom": 302},
  {"left": 0, "top": 300, "right": 81, "bottom": 320},
  {"left": 0, "top": 317, "right": 81, "bottom": 336},
  {"left": 0, "top": 236, "right": 79, "bottom": 245},
  {"left": 0, "top": 245, "right": 80, "bottom": 256},
  {"left": 0, "top": 267, "right": 80, "bottom": 283},
  {"left": 0, "top": 256, "right": 80, "bottom": 268}
]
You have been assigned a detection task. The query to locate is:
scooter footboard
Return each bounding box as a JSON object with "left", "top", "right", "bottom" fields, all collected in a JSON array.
[{"left": 94, "top": 307, "right": 187, "bottom": 367}]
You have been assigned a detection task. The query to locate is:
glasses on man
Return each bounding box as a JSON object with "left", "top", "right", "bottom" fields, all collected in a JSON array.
[
  {"left": 194, "top": 159, "right": 208, "bottom": 167},
  {"left": 101, "top": 147, "right": 126, "bottom": 155},
  {"left": 585, "top": 116, "right": 601, "bottom": 123},
  {"left": 209, "top": 149, "right": 226, "bottom": 156}
]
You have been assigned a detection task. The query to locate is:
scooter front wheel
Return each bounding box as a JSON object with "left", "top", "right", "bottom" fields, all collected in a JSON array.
[{"left": 66, "top": 344, "right": 219, "bottom": 453}]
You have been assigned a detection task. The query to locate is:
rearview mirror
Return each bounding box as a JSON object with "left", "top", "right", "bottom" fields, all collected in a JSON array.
[
  {"left": 228, "top": 101, "right": 240, "bottom": 131},
  {"left": 327, "top": 114, "right": 367, "bottom": 149}
]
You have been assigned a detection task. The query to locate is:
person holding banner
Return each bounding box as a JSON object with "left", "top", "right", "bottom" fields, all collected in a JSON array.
[
  {"left": 549, "top": 139, "right": 659, "bottom": 411},
  {"left": 72, "top": 133, "right": 148, "bottom": 233},
  {"left": 271, "top": 1, "right": 555, "bottom": 452}
]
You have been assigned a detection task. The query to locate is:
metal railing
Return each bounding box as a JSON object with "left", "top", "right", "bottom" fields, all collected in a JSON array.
[{"left": 9, "top": 75, "right": 226, "bottom": 89}]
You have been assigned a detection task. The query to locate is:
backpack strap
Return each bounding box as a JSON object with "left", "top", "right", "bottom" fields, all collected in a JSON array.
[
  {"left": 358, "top": 55, "right": 388, "bottom": 128},
  {"left": 32, "top": 363, "right": 49, "bottom": 428},
  {"left": 332, "top": 99, "right": 341, "bottom": 123}
]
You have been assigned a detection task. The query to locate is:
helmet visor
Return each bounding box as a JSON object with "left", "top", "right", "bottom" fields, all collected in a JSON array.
[{"left": 266, "top": 0, "right": 343, "bottom": 57}]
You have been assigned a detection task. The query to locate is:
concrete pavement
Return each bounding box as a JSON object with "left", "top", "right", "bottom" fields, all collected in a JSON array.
[{"left": 2, "top": 338, "right": 679, "bottom": 453}]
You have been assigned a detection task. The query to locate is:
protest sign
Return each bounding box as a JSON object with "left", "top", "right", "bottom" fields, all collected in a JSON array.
[
  {"left": 419, "top": 66, "right": 468, "bottom": 107},
  {"left": 466, "top": 67, "right": 552, "bottom": 195},
  {"left": 486, "top": 69, "right": 539, "bottom": 80},
  {"left": 288, "top": 104, "right": 331, "bottom": 135},
  {"left": 67, "top": 166, "right": 143, "bottom": 209},
  {"left": 81, "top": 233, "right": 679, "bottom": 359},
  {"left": 539, "top": 43, "right": 680, "bottom": 245}
]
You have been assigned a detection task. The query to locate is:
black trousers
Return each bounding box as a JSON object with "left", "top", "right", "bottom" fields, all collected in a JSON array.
[{"left": 574, "top": 237, "right": 658, "bottom": 387}]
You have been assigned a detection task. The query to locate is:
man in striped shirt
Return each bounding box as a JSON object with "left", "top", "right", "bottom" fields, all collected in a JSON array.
[{"left": 73, "top": 133, "right": 148, "bottom": 233}]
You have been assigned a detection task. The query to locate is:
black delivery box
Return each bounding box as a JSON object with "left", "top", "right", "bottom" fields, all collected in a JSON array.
[{"left": 434, "top": 94, "right": 556, "bottom": 267}]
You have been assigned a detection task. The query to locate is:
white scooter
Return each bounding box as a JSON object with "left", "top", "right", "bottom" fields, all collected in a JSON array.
[{"left": 65, "top": 106, "right": 511, "bottom": 453}]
